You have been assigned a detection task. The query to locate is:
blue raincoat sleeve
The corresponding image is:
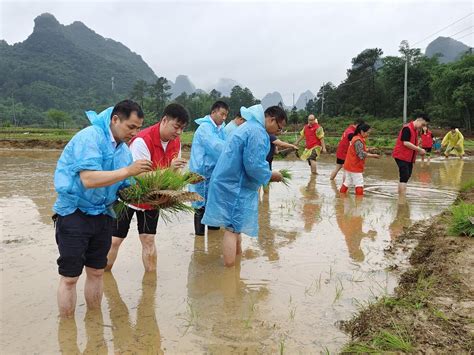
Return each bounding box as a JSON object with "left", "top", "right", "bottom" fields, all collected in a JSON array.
[
  {"left": 243, "top": 128, "right": 272, "bottom": 186},
  {"left": 197, "top": 123, "right": 226, "bottom": 161}
]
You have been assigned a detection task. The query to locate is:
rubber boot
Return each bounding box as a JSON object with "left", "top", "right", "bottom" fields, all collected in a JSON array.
[
  {"left": 355, "top": 186, "right": 364, "bottom": 196},
  {"left": 340, "top": 184, "right": 349, "bottom": 194},
  {"left": 194, "top": 207, "right": 205, "bottom": 236}
]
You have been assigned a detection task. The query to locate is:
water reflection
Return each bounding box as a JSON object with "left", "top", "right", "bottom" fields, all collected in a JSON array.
[
  {"left": 186, "top": 231, "right": 271, "bottom": 352},
  {"left": 334, "top": 196, "right": 377, "bottom": 262},
  {"left": 389, "top": 197, "right": 412, "bottom": 240},
  {"left": 58, "top": 309, "right": 108, "bottom": 354},
  {"left": 300, "top": 176, "right": 321, "bottom": 232},
  {"left": 439, "top": 159, "right": 465, "bottom": 188},
  {"left": 103, "top": 273, "right": 163, "bottom": 353},
  {"left": 258, "top": 191, "right": 298, "bottom": 261}
]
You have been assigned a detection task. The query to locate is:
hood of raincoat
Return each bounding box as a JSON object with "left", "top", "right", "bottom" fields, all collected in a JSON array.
[
  {"left": 85, "top": 107, "right": 114, "bottom": 142},
  {"left": 240, "top": 104, "right": 265, "bottom": 127},
  {"left": 195, "top": 115, "right": 226, "bottom": 129}
]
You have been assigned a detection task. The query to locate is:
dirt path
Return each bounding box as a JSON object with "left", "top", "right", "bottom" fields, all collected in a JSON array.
[{"left": 341, "top": 189, "right": 474, "bottom": 353}]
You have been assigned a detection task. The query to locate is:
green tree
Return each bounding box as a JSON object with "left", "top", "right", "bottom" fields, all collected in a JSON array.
[
  {"left": 129, "top": 79, "right": 149, "bottom": 108},
  {"left": 47, "top": 108, "right": 70, "bottom": 128},
  {"left": 148, "top": 77, "right": 171, "bottom": 117}
]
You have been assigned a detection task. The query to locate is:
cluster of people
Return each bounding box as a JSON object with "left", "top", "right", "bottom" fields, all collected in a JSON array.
[
  {"left": 52, "top": 99, "right": 289, "bottom": 317},
  {"left": 52, "top": 98, "right": 467, "bottom": 319}
]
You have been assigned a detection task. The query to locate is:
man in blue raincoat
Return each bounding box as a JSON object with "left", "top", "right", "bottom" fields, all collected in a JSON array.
[
  {"left": 188, "top": 100, "right": 229, "bottom": 235},
  {"left": 53, "top": 100, "right": 153, "bottom": 318},
  {"left": 202, "top": 105, "right": 286, "bottom": 267}
]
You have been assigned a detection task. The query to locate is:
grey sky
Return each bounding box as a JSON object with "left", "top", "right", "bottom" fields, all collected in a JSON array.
[{"left": 1, "top": 0, "right": 473, "bottom": 104}]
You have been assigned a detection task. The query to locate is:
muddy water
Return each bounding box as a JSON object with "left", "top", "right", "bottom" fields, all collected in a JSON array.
[{"left": 1, "top": 150, "right": 472, "bottom": 353}]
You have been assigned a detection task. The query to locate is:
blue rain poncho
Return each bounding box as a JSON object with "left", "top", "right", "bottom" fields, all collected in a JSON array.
[
  {"left": 224, "top": 120, "right": 238, "bottom": 137},
  {"left": 202, "top": 104, "right": 272, "bottom": 237},
  {"left": 53, "top": 107, "right": 133, "bottom": 217},
  {"left": 188, "top": 115, "right": 227, "bottom": 208}
]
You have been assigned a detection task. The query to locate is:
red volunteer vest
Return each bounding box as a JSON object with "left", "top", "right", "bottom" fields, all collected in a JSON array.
[
  {"left": 420, "top": 130, "right": 433, "bottom": 148},
  {"left": 392, "top": 121, "right": 418, "bottom": 163},
  {"left": 343, "top": 134, "right": 367, "bottom": 173},
  {"left": 336, "top": 124, "right": 357, "bottom": 160},
  {"left": 129, "top": 122, "right": 181, "bottom": 210},
  {"left": 304, "top": 123, "right": 322, "bottom": 149}
]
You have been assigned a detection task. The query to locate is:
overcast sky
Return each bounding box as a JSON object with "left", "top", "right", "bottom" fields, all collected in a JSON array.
[{"left": 1, "top": 0, "right": 473, "bottom": 104}]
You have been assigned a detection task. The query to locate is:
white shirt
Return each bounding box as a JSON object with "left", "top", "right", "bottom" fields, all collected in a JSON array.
[
  {"left": 129, "top": 137, "right": 181, "bottom": 161},
  {"left": 108, "top": 127, "right": 117, "bottom": 149}
]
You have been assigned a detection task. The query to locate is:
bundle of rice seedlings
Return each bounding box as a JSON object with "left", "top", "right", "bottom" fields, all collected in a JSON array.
[
  {"left": 280, "top": 169, "right": 292, "bottom": 187},
  {"left": 115, "top": 168, "right": 205, "bottom": 218}
]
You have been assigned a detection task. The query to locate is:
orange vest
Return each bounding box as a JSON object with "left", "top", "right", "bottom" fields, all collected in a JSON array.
[
  {"left": 343, "top": 134, "right": 367, "bottom": 173},
  {"left": 392, "top": 121, "right": 418, "bottom": 163}
]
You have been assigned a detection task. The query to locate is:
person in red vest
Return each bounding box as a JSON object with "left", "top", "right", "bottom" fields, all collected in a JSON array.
[
  {"left": 295, "top": 114, "right": 326, "bottom": 174},
  {"left": 106, "top": 103, "right": 190, "bottom": 272},
  {"left": 392, "top": 113, "right": 429, "bottom": 195},
  {"left": 339, "top": 123, "right": 380, "bottom": 196},
  {"left": 420, "top": 125, "right": 434, "bottom": 162},
  {"left": 330, "top": 118, "right": 365, "bottom": 180}
]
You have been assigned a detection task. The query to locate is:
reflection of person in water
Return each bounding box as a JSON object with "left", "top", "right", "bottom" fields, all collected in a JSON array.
[
  {"left": 388, "top": 197, "right": 412, "bottom": 240},
  {"left": 300, "top": 176, "right": 321, "bottom": 232},
  {"left": 102, "top": 273, "right": 163, "bottom": 353},
  {"left": 439, "top": 159, "right": 465, "bottom": 189},
  {"left": 186, "top": 231, "right": 270, "bottom": 349},
  {"left": 58, "top": 309, "right": 108, "bottom": 354},
  {"left": 334, "top": 196, "right": 376, "bottom": 262},
  {"left": 257, "top": 192, "right": 298, "bottom": 261}
]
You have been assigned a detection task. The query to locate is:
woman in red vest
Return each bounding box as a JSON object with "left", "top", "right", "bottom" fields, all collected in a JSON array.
[
  {"left": 340, "top": 123, "right": 380, "bottom": 196},
  {"left": 330, "top": 119, "right": 364, "bottom": 180},
  {"left": 392, "top": 114, "right": 429, "bottom": 194},
  {"left": 420, "top": 125, "right": 434, "bottom": 162},
  {"left": 106, "top": 103, "right": 189, "bottom": 272},
  {"left": 295, "top": 114, "right": 326, "bottom": 175}
]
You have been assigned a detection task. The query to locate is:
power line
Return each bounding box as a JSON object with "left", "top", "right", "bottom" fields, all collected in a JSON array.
[
  {"left": 412, "top": 12, "right": 473, "bottom": 46},
  {"left": 455, "top": 31, "right": 474, "bottom": 41},
  {"left": 449, "top": 25, "right": 474, "bottom": 37}
]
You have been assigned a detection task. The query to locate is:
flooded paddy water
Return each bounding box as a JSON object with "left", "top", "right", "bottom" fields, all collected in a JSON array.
[{"left": 0, "top": 149, "right": 472, "bottom": 354}]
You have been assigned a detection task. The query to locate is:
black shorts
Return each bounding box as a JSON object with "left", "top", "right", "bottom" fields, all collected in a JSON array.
[
  {"left": 55, "top": 209, "right": 113, "bottom": 277},
  {"left": 336, "top": 158, "right": 345, "bottom": 165},
  {"left": 395, "top": 158, "right": 413, "bottom": 183},
  {"left": 422, "top": 147, "right": 432, "bottom": 153},
  {"left": 112, "top": 206, "right": 160, "bottom": 238}
]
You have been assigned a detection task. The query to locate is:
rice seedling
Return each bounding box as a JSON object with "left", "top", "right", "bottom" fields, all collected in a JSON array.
[
  {"left": 279, "top": 169, "right": 292, "bottom": 187},
  {"left": 333, "top": 279, "right": 344, "bottom": 304},
  {"left": 115, "top": 168, "right": 204, "bottom": 220}
]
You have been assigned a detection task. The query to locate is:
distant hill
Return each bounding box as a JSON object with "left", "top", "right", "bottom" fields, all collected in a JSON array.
[
  {"left": 169, "top": 75, "right": 196, "bottom": 99},
  {"left": 295, "top": 90, "right": 315, "bottom": 110},
  {"left": 209, "top": 78, "right": 241, "bottom": 96},
  {"left": 425, "top": 36, "right": 470, "bottom": 64},
  {"left": 261, "top": 92, "right": 286, "bottom": 109},
  {"left": 0, "top": 13, "right": 157, "bottom": 120}
]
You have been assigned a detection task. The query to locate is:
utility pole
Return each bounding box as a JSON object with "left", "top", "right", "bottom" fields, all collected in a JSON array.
[
  {"left": 400, "top": 40, "right": 409, "bottom": 124},
  {"left": 292, "top": 92, "right": 295, "bottom": 108},
  {"left": 11, "top": 93, "right": 17, "bottom": 126},
  {"left": 111, "top": 76, "right": 115, "bottom": 92},
  {"left": 321, "top": 82, "right": 325, "bottom": 116}
]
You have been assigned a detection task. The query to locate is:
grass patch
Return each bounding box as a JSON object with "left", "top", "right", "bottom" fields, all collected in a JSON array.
[
  {"left": 460, "top": 179, "right": 474, "bottom": 193},
  {"left": 449, "top": 202, "right": 474, "bottom": 237},
  {"left": 343, "top": 324, "right": 413, "bottom": 353}
]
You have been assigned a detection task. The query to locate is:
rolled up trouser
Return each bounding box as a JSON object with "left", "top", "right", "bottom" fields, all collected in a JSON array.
[{"left": 194, "top": 207, "right": 206, "bottom": 236}]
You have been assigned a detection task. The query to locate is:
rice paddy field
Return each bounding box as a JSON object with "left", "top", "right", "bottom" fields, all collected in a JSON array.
[{"left": 1, "top": 149, "right": 472, "bottom": 353}]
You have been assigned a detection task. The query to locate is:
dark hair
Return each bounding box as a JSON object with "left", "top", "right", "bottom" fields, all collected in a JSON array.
[
  {"left": 415, "top": 112, "right": 430, "bottom": 122},
  {"left": 450, "top": 125, "right": 456, "bottom": 130},
  {"left": 210, "top": 101, "right": 229, "bottom": 113},
  {"left": 162, "top": 103, "right": 189, "bottom": 125},
  {"left": 111, "top": 99, "right": 144, "bottom": 121},
  {"left": 354, "top": 118, "right": 365, "bottom": 125},
  {"left": 354, "top": 123, "right": 371, "bottom": 135},
  {"left": 264, "top": 106, "right": 287, "bottom": 122},
  {"left": 235, "top": 112, "right": 244, "bottom": 119}
]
